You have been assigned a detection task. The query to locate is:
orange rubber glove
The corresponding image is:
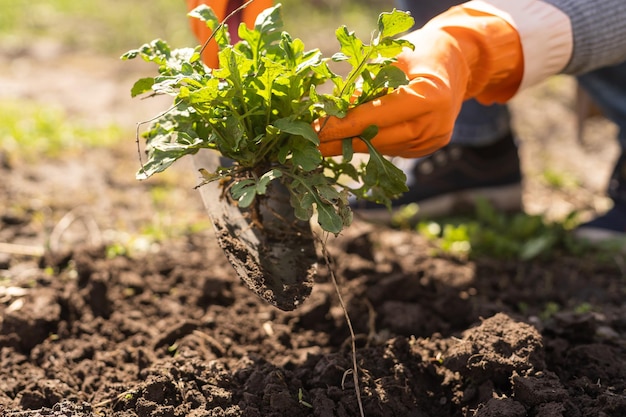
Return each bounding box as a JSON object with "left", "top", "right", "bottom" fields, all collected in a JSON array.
[
  {"left": 316, "top": 5, "right": 524, "bottom": 158},
  {"left": 187, "top": 0, "right": 272, "bottom": 68}
]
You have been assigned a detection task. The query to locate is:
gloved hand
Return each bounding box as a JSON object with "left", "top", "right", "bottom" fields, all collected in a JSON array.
[
  {"left": 187, "top": 0, "right": 272, "bottom": 68},
  {"left": 316, "top": 4, "right": 524, "bottom": 158}
]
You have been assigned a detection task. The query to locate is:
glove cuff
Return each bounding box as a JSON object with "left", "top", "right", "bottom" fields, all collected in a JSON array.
[
  {"left": 423, "top": 6, "right": 524, "bottom": 104},
  {"left": 465, "top": 0, "right": 573, "bottom": 93}
]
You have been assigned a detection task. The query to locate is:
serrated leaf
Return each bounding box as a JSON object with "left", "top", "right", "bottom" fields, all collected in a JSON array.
[
  {"left": 377, "top": 9, "right": 414, "bottom": 39},
  {"left": 288, "top": 179, "right": 316, "bottom": 215},
  {"left": 188, "top": 4, "right": 219, "bottom": 29},
  {"left": 254, "top": 57, "right": 286, "bottom": 104},
  {"left": 185, "top": 78, "right": 224, "bottom": 114},
  {"left": 359, "top": 65, "right": 409, "bottom": 103},
  {"left": 373, "top": 37, "right": 414, "bottom": 59},
  {"left": 335, "top": 26, "right": 364, "bottom": 68},
  {"left": 295, "top": 49, "right": 323, "bottom": 74},
  {"left": 214, "top": 48, "right": 253, "bottom": 83},
  {"left": 316, "top": 95, "right": 348, "bottom": 118},
  {"left": 237, "top": 24, "right": 261, "bottom": 53}
]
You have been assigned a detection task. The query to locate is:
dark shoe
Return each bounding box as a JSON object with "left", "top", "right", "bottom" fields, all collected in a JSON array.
[
  {"left": 354, "top": 132, "right": 523, "bottom": 222},
  {"left": 574, "top": 151, "right": 626, "bottom": 244}
]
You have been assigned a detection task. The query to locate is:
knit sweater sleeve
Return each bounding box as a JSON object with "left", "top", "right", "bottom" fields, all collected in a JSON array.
[
  {"left": 542, "top": 0, "right": 626, "bottom": 74},
  {"left": 467, "top": 0, "right": 626, "bottom": 91}
]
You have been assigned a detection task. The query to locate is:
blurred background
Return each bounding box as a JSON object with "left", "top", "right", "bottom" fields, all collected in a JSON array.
[{"left": 0, "top": 0, "right": 390, "bottom": 53}]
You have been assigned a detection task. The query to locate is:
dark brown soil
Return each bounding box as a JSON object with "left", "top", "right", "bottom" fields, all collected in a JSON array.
[
  {"left": 0, "top": 47, "right": 625, "bottom": 417},
  {"left": 1, "top": 185, "right": 625, "bottom": 416}
]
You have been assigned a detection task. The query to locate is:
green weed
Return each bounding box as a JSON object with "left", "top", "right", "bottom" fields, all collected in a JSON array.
[
  {"left": 416, "top": 198, "right": 594, "bottom": 260},
  {"left": 539, "top": 301, "right": 561, "bottom": 320},
  {"left": 0, "top": 100, "right": 123, "bottom": 161}
]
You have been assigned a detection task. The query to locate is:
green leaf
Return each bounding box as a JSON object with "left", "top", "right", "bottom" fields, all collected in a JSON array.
[
  {"left": 335, "top": 26, "right": 364, "bottom": 69},
  {"left": 342, "top": 138, "right": 354, "bottom": 162},
  {"left": 254, "top": 4, "right": 283, "bottom": 35},
  {"left": 359, "top": 65, "right": 408, "bottom": 103},
  {"left": 359, "top": 126, "right": 408, "bottom": 202},
  {"left": 360, "top": 125, "right": 378, "bottom": 141},
  {"left": 295, "top": 49, "right": 323, "bottom": 74},
  {"left": 256, "top": 169, "right": 282, "bottom": 194},
  {"left": 373, "top": 37, "right": 414, "bottom": 59},
  {"left": 279, "top": 32, "right": 299, "bottom": 68},
  {"left": 188, "top": 4, "right": 219, "bottom": 29},
  {"left": 273, "top": 118, "right": 319, "bottom": 145},
  {"left": 137, "top": 138, "right": 201, "bottom": 180},
  {"left": 231, "top": 179, "right": 256, "bottom": 207},
  {"left": 315, "top": 200, "right": 344, "bottom": 234},
  {"left": 290, "top": 188, "right": 315, "bottom": 222},
  {"left": 377, "top": 9, "right": 415, "bottom": 39},
  {"left": 130, "top": 78, "right": 155, "bottom": 97},
  {"left": 254, "top": 56, "right": 286, "bottom": 104},
  {"left": 214, "top": 48, "right": 254, "bottom": 83},
  {"left": 520, "top": 235, "right": 556, "bottom": 260},
  {"left": 185, "top": 78, "right": 225, "bottom": 114},
  {"left": 363, "top": 152, "right": 407, "bottom": 195},
  {"left": 290, "top": 139, "right": 322, "bottom": 172},
  {"left": 315, "top": 183, "right": 340, "bottom": 204},
  {"left": 314, "top": 94, "right": 348, "bottom": 118}
]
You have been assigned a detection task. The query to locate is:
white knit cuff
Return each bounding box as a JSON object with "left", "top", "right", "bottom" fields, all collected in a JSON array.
[{"left": 465, "top": 0, "right": 573, "bottom": 91}]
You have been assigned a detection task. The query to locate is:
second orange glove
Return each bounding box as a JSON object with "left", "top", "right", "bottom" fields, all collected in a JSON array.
[{"left": 315, "top": 5, "right": 524, "bottom": 158}]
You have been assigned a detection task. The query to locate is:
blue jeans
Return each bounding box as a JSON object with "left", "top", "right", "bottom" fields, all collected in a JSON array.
[{"left": 397, "top": 0, "right": 626, "bottom": 151}]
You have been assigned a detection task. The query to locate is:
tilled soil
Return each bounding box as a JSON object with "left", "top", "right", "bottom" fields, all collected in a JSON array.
[
  {"left": 1, "top": 46, "right": 625, "bottom": 417},
  {"left": 0, "top": 199, "right": 625, "bottom": 416}
]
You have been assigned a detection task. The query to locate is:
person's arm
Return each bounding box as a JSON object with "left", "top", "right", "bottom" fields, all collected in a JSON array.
[
  {"left": 316, "top": 0, "right": 626, "bottom": 158},
  {"left": 186, "top": 0, "right": 272, "bottom": 67},
  {"left": 542, "top": 0, "right": 626, "bottom": 75}
]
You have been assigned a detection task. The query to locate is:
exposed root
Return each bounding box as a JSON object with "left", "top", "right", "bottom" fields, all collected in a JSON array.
[{"left": 318, "top": 232, "right": 365, "bottom": 417}]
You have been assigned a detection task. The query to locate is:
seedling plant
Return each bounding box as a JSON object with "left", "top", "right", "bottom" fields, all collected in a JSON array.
[{"left": 122, "top": 3, "right": 414, "bottom": 234}]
